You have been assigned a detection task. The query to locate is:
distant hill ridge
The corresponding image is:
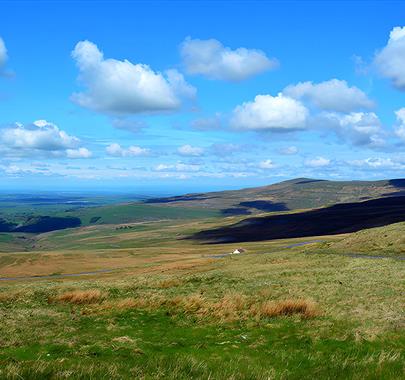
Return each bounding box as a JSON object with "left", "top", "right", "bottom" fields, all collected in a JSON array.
[{"left": 145, "top": 177, "right": 405, "bottom": 214}]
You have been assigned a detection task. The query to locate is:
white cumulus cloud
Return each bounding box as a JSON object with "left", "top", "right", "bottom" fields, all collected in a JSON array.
[
  {"left": 394, "top": 107, "right": 405, "bottom": 141},
  {"left": 317, "top": 112, "right": 385, "bottom": 148},
  {"left": 1, "top": 120, "right": 79, "bottom": 151},
  {"left": 154, "top": 162, "right": 201, "bottom": 172},
  {"left": 230, "top": 94, "right": 308, "bottom": 131},
  {"left": 374, "top": 26, "right": 405, "bottom": 90},
  {"left": 304, "top": 156, "right": 331, "bottom": 167},
  {"left": 177, "top": 144, "right": 204, "bottom": 156},
  {"left": 165, "top": 68, "right": 197, "bottom": 99},
  {"left": 349, "top": 157, "right": 405, "bottom": 170},
  {"left": 106, "top": 143, "right": 149, "bottom": 157},
  {"left": 71, "top": 40, "right": 195, "bottom": 114},
  {"left": 0, "top": 120, "right": 92, "bottom": 158},
  {"left": 66, "top": 147, "right": 93, "bottom": 159},
  {"left": 283, "top": 79, "right": 374, "bottom": 112},
  {"left": 258, "top": 159, "right": 276, "bottom": 169},
  {"left": 180, "top": 37, "right": 277, "bottom": 81}
]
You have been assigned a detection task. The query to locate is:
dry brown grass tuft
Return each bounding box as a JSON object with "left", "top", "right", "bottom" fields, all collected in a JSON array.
[
  {"left": 258, "top": 288, "right": 272, "bottom": 298},
  {"left": 253, "top": 299, "right": 319, "bottom": 319},
  {"left": 97, "top": 296, "right": 160, "bottom": 313},
  {"left": 90, "top": 292, "right": 320, "bottom": 321},
  {"left": 114, "top": 297, "right": 151, "bottom": 309},
  {"left": 210, "top": 293, "right": 249, "bottom": 321},
  {"left": 168, "top": 294, "right": 319, "bottom": 321},
  {"left": 167, "top": 292, "right": 247, "bottom": 321},
  {"left": 51, "top": 289, "right": 106, "bottom": 305},
  {"left": 171, "top": 294, "right": 206, "bottom": 313},
  {"left": 0, "top": 291, "right": 21, "bottom": 303},
  {"left": 114, "top": 297, "right": 142, "bottom": 309},
  {"left": 157, "top": 278, "right": 184, "bottom": 289}
]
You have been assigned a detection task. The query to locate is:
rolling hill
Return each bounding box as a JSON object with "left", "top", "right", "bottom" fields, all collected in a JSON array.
[
  {"left": 0, "top": 177, "right": 404, "bottom": 235},
  {"left": 145, "top": 177, "right": 405, "bottom": 214}
]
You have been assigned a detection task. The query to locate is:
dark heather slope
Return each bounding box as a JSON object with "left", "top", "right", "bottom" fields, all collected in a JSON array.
[
  {"left": 10, "top": 217, "right": 81, "bottom": 233},
  {"left": 190, "top": 196, "right": 405, "bottom": 243}
]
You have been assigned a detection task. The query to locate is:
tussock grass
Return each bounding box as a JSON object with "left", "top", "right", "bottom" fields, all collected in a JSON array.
[
  {"left": 210, "top": 292, "right": 248, "bottom": 320},
  {"left": 113, "top": 297, "right": 149, "bottom": 309},
  {"left": 51, "top": 289, "right": 106, "bottom": 305},
  {"left": 98, "top": 292, "right": 320, "bottom": 321},
  {"left": 252, "top": 298, "right": 319, "bottom": 319},
  {"left": 157, "top": 278, "right": 184, "bottom": 289},
  {"left": 0, "top": 291, "right": 21, "bottom": 303},
  {"left": 171, "top": 294, "right": 207, "bottom": 313}
]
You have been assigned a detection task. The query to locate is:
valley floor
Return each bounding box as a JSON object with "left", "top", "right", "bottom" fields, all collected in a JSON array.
[{"left": 0, "top": 219, "right": 404, "bottom": 379}]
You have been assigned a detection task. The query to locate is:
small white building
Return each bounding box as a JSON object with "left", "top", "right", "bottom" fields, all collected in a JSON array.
[{"left": 231, "top": 248, "right": 246, "bottom": 255}]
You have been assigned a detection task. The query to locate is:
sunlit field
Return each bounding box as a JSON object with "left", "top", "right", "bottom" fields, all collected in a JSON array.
[{"left": 1, "top": 218, "right": 404, "bottom": 379}]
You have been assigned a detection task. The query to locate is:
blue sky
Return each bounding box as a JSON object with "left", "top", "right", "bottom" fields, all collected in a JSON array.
[{"left": 1, "top": 1, "right": 405, "bottom": 193}]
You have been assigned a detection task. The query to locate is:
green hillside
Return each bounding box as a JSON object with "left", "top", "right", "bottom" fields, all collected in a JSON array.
[
  {"left": 1, "top": 178, "right": 404, "bottom": 234},
  {"left": 327, "top": 222, "right": 405, "bottom": 255},
  {"left": 62, "top": 203, "right": 220, "bottom": 226},
  {"left": 145, "top": 178, "right": 405, "bottom": 214}
]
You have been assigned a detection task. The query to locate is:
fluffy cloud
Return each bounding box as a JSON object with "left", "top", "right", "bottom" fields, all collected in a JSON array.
[
  {"left": 66, "top": 147, "right": 93, "bottom": 159},
  {"left": 317, "top": 112, "right": 385, "bottom": 148},
  {"left": 283, "top": 79, "right": 374, "bottom": 112},
  {"left": 106, "top": 143, "right": 149, "bottom": 157},
  {"left": 258, "top": 159, "right": 276, "bottom": 169},
  {"left": 177, "top": 144, "right": 204, "bottom": 156},
  {"left": 394, "top": 108, "right": 405, "bottom": 141},
  {"left": 348, "top": 157, "right": 405, "bottom": 170},
  {"left": 230, "top": 94, "right": 308, "bottom": 131},
  {"left": 374, "top": 27, "right": 405, "bottom": 90},
  {"left": 180, "top": 37, "right": 277, "bottom": 81},
  {"left": 1, "top": 120, "right": 78, "bottom": 151},
  {"left": 71, "top": 40, "right": 195, "bottom": 114},
  {"left": 0, "top": 37, "right": 7, "bottom": 68},
  {"left": 154, "top": 162, "right": 201, "bottom": 172},
  {"left": 165, "top": 69, "right": 197, "bottom": 99},
  {"left": 0, "top": 120, "right": 92, "bottom": 158},
  {"left": 304, "top": 156, "right": 331, "bottom": 167}
]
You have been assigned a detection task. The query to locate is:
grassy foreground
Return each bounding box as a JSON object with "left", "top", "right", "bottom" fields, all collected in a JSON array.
[{"left": 0, "top": 220, "right": 404, "bottom": 379}]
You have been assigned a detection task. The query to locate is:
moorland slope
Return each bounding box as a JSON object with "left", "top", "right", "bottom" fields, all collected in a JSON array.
[
  {"left": 146, "top": 177, "right": 405, "bottom": 215},
  {"left": 191, "top": 195, "right": 405, "bottom": 243}
]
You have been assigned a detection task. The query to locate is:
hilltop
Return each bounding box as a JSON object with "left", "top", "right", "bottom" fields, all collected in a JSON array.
[
  {"left": 146, "top": 177, "right": 405, "bottom": 215},
  {"left": 0, "top": 178, "right": 404, "bottom": 235}
]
